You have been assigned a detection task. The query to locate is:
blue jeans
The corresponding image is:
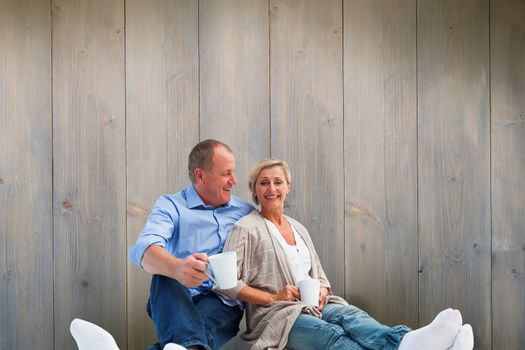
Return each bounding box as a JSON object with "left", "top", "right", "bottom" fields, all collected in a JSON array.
[
  {"left": 146, "top": 275, "right": 243, "bottom": 350},
  {"left": 286, "top": 303, "right": 411, "bottom": 350}
]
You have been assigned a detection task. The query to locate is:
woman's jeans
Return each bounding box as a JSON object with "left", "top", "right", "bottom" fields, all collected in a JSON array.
[
  {"left": 146, "top": 275, "right": 243, "bottom": 350},
  {"left": 287, "top": 303, "right": 411, "bottom": 350}
]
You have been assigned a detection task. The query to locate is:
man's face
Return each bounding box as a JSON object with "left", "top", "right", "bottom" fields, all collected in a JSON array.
[{"left": 196, "top": 145, "right": 237, "bottom": 207}]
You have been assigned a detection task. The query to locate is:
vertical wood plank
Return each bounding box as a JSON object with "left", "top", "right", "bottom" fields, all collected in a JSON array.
[
  {"left": 344, "top": 0, "right": 418, "bottom": 327},
  {"left": 491, "top": 0, "right": 525, "bottom": 348},
  {"left": 52, "top": 0, "right": 126, "bottom": 348},
  {"left": 418, "top": 0, "right": 491, "bottom": 347},
  {"left": 270, "top": 0, "right": 344, "bottom": 296},
  {"left": 0, "top": 0, "right": 53, "bottom": 348},
  {"left": 199, "top": 0, "right": 270, "bottom": 203},
  {"left": 126, "top": 1, "right": 199, "bottom": 349},
  {"left": 199, "top": 1, "right": 269, "bottom": 348}
]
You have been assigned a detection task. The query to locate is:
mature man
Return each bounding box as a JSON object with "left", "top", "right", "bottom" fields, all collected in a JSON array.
[{"left": 129, "top": 139, "right": 253, "bottom": 350}]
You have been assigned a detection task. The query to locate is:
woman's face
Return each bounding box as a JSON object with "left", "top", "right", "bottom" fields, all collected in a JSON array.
[{"left": 255, "top": 165, "right": 290, "bottom": 211}]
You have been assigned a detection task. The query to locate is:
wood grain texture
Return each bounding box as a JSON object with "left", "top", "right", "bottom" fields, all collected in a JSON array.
[
  {"left": 344, "top": 0, "right": 418, "bottom": 327},
  {"left": 417, "top": 0, "right": 491, "bottom": 347},
  {"left": 199, "top": 0, "right": 270, "bottom": 203},
  {"left": 491, "top": 0, "right": 525, "bottom": 348},
  {"left": 199, "top": 1, "right": 269, "bottom": 348},
  {"left": 0, "top": 0, "right": 52, "bottom": 348},
  {"left": 52, "top": 0, "right": 126, "bottom": 348},
  {"left": 126, "top": 1, "right": 199, "bottom": 349},
  {"left": 2, "top": 2, "right": 524, "bottom": 349},
  {"left": 270, "top": 0, "right": 344, "bottom": 296}
]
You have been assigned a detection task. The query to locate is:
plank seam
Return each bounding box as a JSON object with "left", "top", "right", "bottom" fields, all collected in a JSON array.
[
  {"left": 268, "top": 0, "right": 272, "bottom": 158},
  {"left": 198, "top": 0, "right": 201, "bottom": 142},
  {"left": 341, "top": 0, "right": 346, "bottom": 299},
  {"left": 123, "top": 0, "right": 128, "bottom": 348},
  {"left": 50, "top": 0, "right": 56, "bottom": 348},
  {"left": 488, "top": 0, "right": 493, "bottom": 348},
  {"left": 415, "top": 0, "right": 420, "bottom": 328}
]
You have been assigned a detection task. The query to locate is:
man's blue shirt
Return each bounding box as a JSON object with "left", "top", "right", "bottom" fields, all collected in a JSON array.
[{"left": 129, "top": 183, "right": 253, "bottom": 300}]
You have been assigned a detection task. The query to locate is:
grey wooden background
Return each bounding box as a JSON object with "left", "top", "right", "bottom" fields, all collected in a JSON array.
[{"left": 1, "top": 0, "right": 523, "bottom": 349}]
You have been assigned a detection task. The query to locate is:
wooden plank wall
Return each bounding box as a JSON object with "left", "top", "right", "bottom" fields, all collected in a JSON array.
[
  {"left": 344, "top": 0, "right": 418, "bottom": 327},
  {"left": 418, "top": 1, "right": 491, "bottom": 348},
  {"left": 0, "top": 0, "right": 53, "bottom": 349},
  {"left": 1, "top": 1, "right": 524, "bottom": 349},
  {"left": 491, "top": 0, "right": 525, "bottom": 348},
  {"left": 199, "top": 0, "right": 270, "bottom": 202},
  {"left": 52, "top": 0, "right": 126, "bottom": 349}
]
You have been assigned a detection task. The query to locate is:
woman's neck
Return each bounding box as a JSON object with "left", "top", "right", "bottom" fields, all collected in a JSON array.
[{"left": 260, "top": 208, "right": 285, "bottom": 225}]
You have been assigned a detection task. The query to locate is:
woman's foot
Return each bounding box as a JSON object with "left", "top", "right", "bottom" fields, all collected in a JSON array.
[
  {"left": 449, "top": 324, "right": 474, "bottom": 350},
  {"left": 398, "top": 308, "right": 462, "bottom": 350}
]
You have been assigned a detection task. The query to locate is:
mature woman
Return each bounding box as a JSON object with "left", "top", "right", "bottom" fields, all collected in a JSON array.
[{"left": 217, "top": 159, "right": 474, "bottom": 350}]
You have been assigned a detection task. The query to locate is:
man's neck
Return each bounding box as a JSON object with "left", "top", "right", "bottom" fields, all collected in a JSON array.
[{"left": 193, "top": 183, "right": 226, "bottom": 208}]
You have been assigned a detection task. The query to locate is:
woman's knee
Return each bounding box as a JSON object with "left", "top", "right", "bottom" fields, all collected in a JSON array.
[
  {"left": 314, "top": 323, "right": 361, "bottom": 350},
  {"left": 323, "top": 303, "right": 369, "bottom": 322},
  {"left": 287, "top": 318, "right": 348, "bottom": 350}
]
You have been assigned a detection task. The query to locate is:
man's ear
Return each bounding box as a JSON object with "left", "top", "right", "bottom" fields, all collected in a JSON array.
[{"left": 195, "top": 168, "right": 205, "bottom": 183}]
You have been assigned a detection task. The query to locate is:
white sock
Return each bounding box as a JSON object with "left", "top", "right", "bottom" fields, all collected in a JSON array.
[
  {"left": 163, "top": 344, "right": 188, "bottom": 350},
  {"left": 398, "top": 308, "right": 462, "bottom": 350},
  {"left": 70, "top": 318, "right": 120, "bottom": 350},
  {"left": 449, "top": 324, "right": 474, "bottom": 350}
]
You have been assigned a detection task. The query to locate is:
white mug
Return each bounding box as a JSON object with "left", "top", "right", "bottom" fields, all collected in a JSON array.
[
  {"left": 208, "top": 251, "right": 237, "bottom": 289},
  {"left": 299, "top": 278, "right": 320, "bottom": 307}
]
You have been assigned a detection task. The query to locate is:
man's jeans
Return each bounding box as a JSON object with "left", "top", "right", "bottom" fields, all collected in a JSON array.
[
  {"left": 146, "top": 275, "right": 243, "bottom": 350},
  {"left": 286, "top": 303, "right": 411, "bottom": 350}
]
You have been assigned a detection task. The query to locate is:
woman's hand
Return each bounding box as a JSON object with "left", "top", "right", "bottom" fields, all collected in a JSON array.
[
  {"left": 317, "top": 287, "right": 330, "bottom": 310},
  {"left": 273, "top": 285, "right": 300, "bottom": 302}
]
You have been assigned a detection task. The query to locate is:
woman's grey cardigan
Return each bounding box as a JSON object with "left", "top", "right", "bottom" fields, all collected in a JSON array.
[{"left": 216, "top": 210, "right": 347, "bottom": 350}]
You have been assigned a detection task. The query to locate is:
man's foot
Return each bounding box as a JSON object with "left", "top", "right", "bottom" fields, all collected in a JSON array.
[
  {"left": 70, "top": 318, "right": 120, "bottom": 350},
  {"left": 449, "top": 324, "right": 474, "bottom": 350},
  {"left": 163, "top": 344, "right": 188, "bottom": 350},
  {"left": 398, "top": 308, "right": 462, "bottom": 350}
]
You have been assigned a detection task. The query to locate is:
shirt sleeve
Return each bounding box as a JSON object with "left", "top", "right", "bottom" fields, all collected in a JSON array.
[{"left": 128, "top": 196, "right": 179, "bottom": 267}]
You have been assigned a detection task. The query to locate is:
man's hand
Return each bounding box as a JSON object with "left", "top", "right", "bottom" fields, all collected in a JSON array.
[
  {"left": 174, "top": 253, "right": 209, "bottom": 287},
  {"left": 273, "top": 285, "right": 300, "bottom": 302}
]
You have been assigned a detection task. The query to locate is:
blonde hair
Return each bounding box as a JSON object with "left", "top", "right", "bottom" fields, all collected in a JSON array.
[{"left": 248, "top": 158, "right": 291, "bottom": 205}]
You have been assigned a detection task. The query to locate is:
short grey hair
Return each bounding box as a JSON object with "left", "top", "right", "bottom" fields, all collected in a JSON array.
[
  {"left": 248, "top": 158, "right": 291, "bottom": 205},
  {"left": 188, "top": 139, "right": 232, "bottom": 183}
]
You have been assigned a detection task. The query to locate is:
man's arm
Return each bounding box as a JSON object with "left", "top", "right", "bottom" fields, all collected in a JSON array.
[{"left": 141, "top": 244, "right": 209, "bottom": 287}]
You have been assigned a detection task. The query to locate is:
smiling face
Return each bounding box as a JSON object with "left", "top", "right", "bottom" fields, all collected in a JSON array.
[
  {"left": 255, "top": 165, "right": 290, "bottom": 212},
  {"left": 194, "top": 145, "right": 237, "bottom": 207}
]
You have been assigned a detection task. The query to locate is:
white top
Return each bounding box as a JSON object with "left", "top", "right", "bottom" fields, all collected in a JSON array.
[{"left": 265, "top": 219, "right": 312, "bottom": 282}]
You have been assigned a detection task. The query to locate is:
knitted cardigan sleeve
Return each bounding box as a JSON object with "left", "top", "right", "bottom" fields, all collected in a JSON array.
[{"left": 214, "top": 219, "right": 252, "bottom": 299}]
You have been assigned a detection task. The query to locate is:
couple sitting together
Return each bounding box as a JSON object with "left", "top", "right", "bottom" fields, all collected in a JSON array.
[{"left": 129, "top": 139, "right": 474, "bottom": 350}]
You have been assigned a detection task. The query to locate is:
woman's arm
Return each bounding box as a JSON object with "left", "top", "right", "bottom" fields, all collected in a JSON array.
[
  {"left": 221, "top": 215, "right": 299, "bottom": 304},
  {"left": 236, "top": 284, "right": 300, "bottom": 305}
]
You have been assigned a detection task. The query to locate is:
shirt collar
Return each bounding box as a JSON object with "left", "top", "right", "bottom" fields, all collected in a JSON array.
[{"left": 185, "top": 183, "right": 240, "bottom": 209}]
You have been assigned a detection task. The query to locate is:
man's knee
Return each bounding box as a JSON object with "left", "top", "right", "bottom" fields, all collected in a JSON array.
[{"left": 149, "top": 275, "right": 192, "bottom": 306}]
